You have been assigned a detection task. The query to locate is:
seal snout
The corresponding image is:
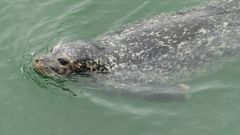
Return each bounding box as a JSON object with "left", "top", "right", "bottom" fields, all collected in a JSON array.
[
  {"left": 35, "top": 59, "right": 40, "bottom": 63},
  {"left": 33, "top": 58, "right": 46, "bottom": 67},
  {"left": 33, "top": 56, "right": 72, "bottom": 76},
  {"left": 33, "top": 57, "right": 55, "bottom": 76},
  {"left": 33, "top": 58, "right": 47, "bottom": 73},
  {"left": 34, "top": 59, "right": 44, "bottom": 65}
]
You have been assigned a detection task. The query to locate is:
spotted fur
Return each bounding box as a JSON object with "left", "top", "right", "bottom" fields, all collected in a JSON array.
[{"left": 33, "top": 0, "right": 240, "bottom": 100}]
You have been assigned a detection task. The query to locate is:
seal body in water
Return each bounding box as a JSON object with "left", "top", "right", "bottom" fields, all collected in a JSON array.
[{"left": 33, "top": 0, "right": 240, "bottom": 101}]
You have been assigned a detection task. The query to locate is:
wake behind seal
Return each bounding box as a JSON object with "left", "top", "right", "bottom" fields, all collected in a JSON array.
[{"left": 33, "top": 0, "right": 240, "bottom": 101}]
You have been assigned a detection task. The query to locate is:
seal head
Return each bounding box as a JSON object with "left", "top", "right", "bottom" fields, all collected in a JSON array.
[{"left": 33, "top": 41, "right": 110, "bottom": 77}]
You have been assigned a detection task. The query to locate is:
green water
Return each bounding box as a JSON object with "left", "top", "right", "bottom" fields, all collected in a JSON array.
[{"left": 1, "top": 0, "right": 240, "bottom": 134}]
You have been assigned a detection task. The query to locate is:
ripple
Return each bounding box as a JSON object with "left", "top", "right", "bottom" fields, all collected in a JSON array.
[{"left": 111, "top": 1, "right": 151, "bottom": 27}]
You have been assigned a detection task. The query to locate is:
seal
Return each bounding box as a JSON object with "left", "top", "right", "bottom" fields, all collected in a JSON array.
[{"left": 33, "top": 0, "right": 240, "bottom": 101}]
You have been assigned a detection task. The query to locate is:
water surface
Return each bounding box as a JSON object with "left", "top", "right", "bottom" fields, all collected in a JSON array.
[{"left": 1, "top": 0, "right": 240, "bottom": 134}]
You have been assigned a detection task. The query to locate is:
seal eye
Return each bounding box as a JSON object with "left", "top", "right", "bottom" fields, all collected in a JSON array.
[{"left": 58, "top": 58, "right": 69, "bottom": 66}]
